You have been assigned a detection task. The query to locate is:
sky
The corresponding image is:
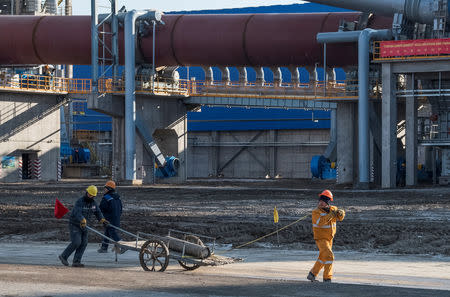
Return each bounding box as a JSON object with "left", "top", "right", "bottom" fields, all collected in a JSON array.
[{"left": 73, "top": 0, "right": 306, "bottom": 15}]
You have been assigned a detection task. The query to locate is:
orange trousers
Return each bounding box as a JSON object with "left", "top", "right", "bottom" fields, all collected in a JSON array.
[{"left": 310, "top": 239, "right": 334, "bottom": 280}]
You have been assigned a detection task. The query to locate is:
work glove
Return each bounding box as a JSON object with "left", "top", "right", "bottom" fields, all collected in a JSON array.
[
  {"left": 99, "top": 218, "right": 109, "bottom": 227},
  {"left": 337, "top": 209, "right": 345, "bottom": 219},
  {"left": 80, "top": 218, "right": 87, "bottom": 229}
]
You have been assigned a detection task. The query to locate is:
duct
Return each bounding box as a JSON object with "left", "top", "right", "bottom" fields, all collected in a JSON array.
[
  {"left": 308, "top": 0, "right": 437, "bottom": 25},
  {"left": 317, "top": 28, "right": 391, "bottom": 188},
  {"left": 254, "top": 67, "right": 265, "bottom": 86},
  {"left": 238, "top": 67, "right": 247, "bottom": 86},
  {"left": 219, "top": 66, "right": 230, "bottom": 85},
  {"left": 124, "top": 10, "right": 141, "bottom": 181},
  {"left": 271, "top": 67, "right": 282, "bottom": 87},
  {"left": 327, "top": 68, "right": 336, "bottom": 82},
  {"left": 124, "top": 10, "right": 163, "bottom": 181},
  {"left": 288, "top": 67, "right": 300, "bottom": 85},
  {"left": 202, "top": 66, "right": 213, "bottom": 85}
]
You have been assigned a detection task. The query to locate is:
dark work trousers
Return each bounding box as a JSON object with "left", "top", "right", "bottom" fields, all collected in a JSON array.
[
  {"left": 61, "top": 223, "right": 88, "bottom": 263},
  {"left": 101, "top": 225, "right": 121, "bottom": 250}
]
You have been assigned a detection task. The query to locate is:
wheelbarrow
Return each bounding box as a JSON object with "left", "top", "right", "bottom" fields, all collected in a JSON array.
[{"left": 87, "top": 225, "right": 234, "bottom": 272}]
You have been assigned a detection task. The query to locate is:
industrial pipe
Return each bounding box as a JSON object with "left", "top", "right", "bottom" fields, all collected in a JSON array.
[
  {"left": 308, "top": 0, "right": 438, "bottom": 25},
  {"left": 124, "top": 10, "right": 141, "bottom": 181},
  {"left": 124, "top": 10, "right": 163, "bottom": 181},
  {"left": 317, "top": 28, "right": 392, "bottom": 188},
  {"left": 0, "top": 13, "right": 392, "bottom": 66}
]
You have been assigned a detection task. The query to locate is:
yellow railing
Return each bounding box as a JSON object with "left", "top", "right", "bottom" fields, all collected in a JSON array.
[
  {"left": 373, "top": 40, "right": 450, "bottom": 61},
  {"left": 0, "top": 73, "right": 367, "bottom": 100},
  {"left": 0, "top": 73, "right": 92, "bottom": 94}
]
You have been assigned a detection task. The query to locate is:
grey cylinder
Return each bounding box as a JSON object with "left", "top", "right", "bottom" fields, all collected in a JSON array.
[
  {"left": 162, "top": 236, "right": 211, "bottom": 259},
  {"left": 308, "top": 0, "right": 436, "bottom": 25}
]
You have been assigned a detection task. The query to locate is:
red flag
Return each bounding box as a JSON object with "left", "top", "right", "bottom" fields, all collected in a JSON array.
[{"left": 54, "top": 198, "right": 69, "bottom": 219}]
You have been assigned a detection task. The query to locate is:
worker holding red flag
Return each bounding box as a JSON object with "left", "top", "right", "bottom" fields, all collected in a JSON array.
[{"left": 58, "top": 185, "right": 108, "bottom": 267}]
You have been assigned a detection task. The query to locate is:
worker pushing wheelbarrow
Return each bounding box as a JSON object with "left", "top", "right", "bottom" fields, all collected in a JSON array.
[{"left": 87, "top": 224, "right": 236, "bottom": 272}]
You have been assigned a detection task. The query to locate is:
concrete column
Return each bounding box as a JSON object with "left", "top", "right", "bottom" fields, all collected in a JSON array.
[
  {"left": 381, "top": 63, "right": 397, "bottom": 188},
  {"left": 211, "top": 131, "right": 220, "bottom": 176},
  {"left": 268, "top": 130, "right": 277, "bottom": 177},
  {"left": 406, "top": 74, "right": 418, "bottom": 186},
  {"left": 336, "top": 102, "right": 355, "bottom": 184},
  {"left": 112, "top": 117, "right": 125, "bottom": 181}
]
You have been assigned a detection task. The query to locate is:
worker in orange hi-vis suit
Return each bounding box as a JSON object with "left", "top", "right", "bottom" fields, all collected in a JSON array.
[{"left": 307, "top": 189, "right": 345, "bottom": 283}]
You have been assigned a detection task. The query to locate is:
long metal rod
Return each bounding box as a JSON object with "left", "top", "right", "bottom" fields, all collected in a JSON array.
[
  {"left": 324, "top": 43, "right": 327, "bottom": 97},
  {"left": 111, "top": 0, "right": 118, "bottom": 78},
  {"left": 152, "top": 20, "right": 156, "bottom": 77},
  {"left": 91, "top": 0, "right": 98, "bottom": 93}
]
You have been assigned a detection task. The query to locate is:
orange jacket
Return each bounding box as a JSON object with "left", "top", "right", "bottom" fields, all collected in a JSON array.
[{"left": 312, "top": 206, "right": 345, "bottom": 241}]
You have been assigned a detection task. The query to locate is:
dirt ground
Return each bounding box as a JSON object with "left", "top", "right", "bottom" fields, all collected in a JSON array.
[
  {"left": 0, "top": 179, "right": 450, "bottom": 296},
  {"left": 0, "top": 178, "right": 449, "bottom": 256}
]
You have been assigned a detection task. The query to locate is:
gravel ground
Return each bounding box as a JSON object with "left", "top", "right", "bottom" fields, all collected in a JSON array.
[{"left": 1, "top": 179, "right": 449, "bottom": 256}]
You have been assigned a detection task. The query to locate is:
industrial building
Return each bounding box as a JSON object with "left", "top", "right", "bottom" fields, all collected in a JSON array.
[{"left": 0, "top": 0, "right": 449, "bottom": 188}]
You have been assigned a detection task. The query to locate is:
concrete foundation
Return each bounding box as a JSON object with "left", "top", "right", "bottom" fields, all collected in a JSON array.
[
  {"left": 0, "top": 92, "right": 64, "bottom": 182},
  {"left": 336, "top": 102, "right": 356, "bottom": 184}
]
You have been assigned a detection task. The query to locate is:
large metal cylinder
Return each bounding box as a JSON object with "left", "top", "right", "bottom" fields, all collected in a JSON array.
[
  {"left": 308, "top": 0, "right": 437, "bottom": 25},
  {"left": 0, "top": 13, "right": 392, "bottom": 66}
]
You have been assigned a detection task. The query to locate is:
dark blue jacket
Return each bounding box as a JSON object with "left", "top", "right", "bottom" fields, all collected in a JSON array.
[
  {"left": 69, "top": 195, "right": 103, "bottom": 227},
  {"left": 99, "top": 191, "right": 122, "bottom": 226}
]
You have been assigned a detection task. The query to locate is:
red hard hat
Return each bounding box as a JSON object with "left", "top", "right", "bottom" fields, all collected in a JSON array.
[
  {"left": 318, "top": 189, "right": 333, "bottom": 201},
  {"left": 105, "top": 180, "right": 116, "bottom": 189}
]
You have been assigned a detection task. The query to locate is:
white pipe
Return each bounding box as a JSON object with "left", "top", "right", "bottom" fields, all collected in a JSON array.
[
  {"left": 124, "top": 10, "right": 163, "bottom": 181},
  {"left": 124, "top": 10, "right": 143, "bottom": 181}
]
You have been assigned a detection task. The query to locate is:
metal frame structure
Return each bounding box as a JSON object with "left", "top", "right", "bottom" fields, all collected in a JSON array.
[{"left": 91, "top": 0, "right": 119, "bottom": 94}]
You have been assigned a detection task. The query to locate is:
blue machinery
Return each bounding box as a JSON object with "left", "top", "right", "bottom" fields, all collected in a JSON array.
[
  {"left": 311, "top": 155, "right": 336, "bottom": 180},
  {"left": 155, "top": 156, "right": 179, "bottom": 178},
  {"left": 311, "top": 155, "right": 437, "bottom": 183}
]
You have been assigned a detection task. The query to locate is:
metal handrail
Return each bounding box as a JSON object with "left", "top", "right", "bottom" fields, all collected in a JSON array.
[{"left": 0, "top": 73, "right": 368, "bottom": 100}]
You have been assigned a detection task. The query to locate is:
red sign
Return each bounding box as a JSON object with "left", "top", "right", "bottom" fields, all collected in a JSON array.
[{"left": 379, "top": 38, "right": 450, "bottom": 58}]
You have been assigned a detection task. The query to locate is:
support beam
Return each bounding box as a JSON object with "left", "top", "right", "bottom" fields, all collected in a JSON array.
[
  {"left": 382, "top": 63, "right": 397, "bottom": 188},
  {"left": 406, "top": 74, "right": 418, "bottom": 186}
]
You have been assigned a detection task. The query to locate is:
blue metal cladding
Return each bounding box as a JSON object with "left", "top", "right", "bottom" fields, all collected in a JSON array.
[
  {"left": 72, "top": 100, "right": 112, "bottom": 132},
  {"left": 188, "top": 106, "right": 330, "bottom": 131}
]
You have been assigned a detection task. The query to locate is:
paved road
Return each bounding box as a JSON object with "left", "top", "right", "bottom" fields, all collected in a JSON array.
[{"left": 0, "top": 242, "right": 449, "bottom": 296}]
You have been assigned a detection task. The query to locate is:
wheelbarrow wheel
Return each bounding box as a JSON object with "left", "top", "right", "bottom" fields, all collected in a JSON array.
[
  {"left": 139, "top": 239, "right": 170, "bottom": 272},
  {"left": 178, "top": 235, "right": 204, "bottom": 271}
]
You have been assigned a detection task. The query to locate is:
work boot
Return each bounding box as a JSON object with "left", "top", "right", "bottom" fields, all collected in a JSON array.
[
  {"left": 307, "top": 272, "right": 317, "bottom": 282},
  {"left": 97, "top": 248, "right": 108, "bottom": 253},
  {"left": 58, "top": 255, "right": 69, "bottom": 266},
  {"left": 72, "top": 262, "right": 85, "bottom": 268},
  {"left": 323, "top": 279, "right": 332, "bottom": 283}
]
